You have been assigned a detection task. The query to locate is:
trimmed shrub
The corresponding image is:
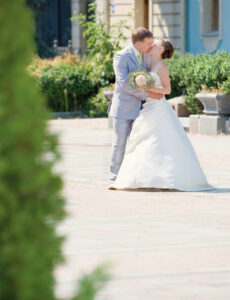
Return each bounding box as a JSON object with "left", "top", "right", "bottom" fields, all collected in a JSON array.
[
  {"left": 29, "top": 53, "right": 99, "bottom": 113},
  {"left": 39, "top": 61, "right": 98, "bottom": 112},
  {"left": 166, "top": 51, "right": 230, "bottom": 113}
]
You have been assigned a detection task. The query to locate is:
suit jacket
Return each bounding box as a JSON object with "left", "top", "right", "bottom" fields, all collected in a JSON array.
[{"left": 109, "top": 45, "right": 153, "bottom": 120}]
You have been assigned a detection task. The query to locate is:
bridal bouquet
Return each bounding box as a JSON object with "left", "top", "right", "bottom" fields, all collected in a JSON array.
[{"left": 128, "top": 70, "right": 156, "bottom": 90}]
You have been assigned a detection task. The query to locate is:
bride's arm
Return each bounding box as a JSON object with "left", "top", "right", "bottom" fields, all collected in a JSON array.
[{"left": 147, "top": 64, "right": 171, "bottom": 95}]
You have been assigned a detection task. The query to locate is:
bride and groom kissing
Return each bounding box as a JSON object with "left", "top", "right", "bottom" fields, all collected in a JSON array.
[{"left": 108, "top": 27, "right": 214, "bottom": 192}]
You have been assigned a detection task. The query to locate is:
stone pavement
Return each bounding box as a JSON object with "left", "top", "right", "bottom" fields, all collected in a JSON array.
[{"left": 49, "top": 118, "right": 230, "bottom": 300}]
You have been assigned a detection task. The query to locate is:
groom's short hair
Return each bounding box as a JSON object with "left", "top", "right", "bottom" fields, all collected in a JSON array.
[{"left": 132, "top": 27, "right": 153, "bottom": 44}]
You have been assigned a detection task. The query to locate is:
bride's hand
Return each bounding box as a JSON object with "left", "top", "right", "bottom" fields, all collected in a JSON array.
[{"left": 148, "top": 91, "right": 163, "bottom": 100}]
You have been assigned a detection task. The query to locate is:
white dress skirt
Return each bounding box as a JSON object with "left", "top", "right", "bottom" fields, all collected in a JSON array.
[{"left": 113, "top": 72, "right": 215, "bottom": 192}]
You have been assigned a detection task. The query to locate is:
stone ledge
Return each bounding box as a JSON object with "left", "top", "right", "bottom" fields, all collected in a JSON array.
[{"left": 189, "top": 114, "right": 230, "bottom": 135}]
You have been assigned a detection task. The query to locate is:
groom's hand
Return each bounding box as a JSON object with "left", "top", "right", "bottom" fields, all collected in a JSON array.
[{"left": 148, "top": 91, "right": 164, "bottom": 100}]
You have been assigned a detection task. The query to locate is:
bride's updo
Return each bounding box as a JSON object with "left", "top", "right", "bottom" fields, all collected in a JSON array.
[{"left": 161, "top": 39, "right": 174, "bottom": 60}]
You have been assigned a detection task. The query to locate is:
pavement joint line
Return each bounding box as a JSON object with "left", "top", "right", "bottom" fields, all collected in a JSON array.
[
  {"left": 62, "top": 241, "right": 230, "bottom": 255},
  {"left": 59, "top": 210, "right": 230, "bottom": 221},
  {"left": 55, "top": 267, "right": 230, "bottom": 284},
  {"left": 105, "top": 268, "right": 230, "bottom": 280}
]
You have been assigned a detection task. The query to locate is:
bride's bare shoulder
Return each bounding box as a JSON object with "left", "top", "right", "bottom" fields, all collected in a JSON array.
[
  {"left": 158, "top": 61, "right": 168, "bottom": 69},
  {"left": 158, "top": 62, "right": 169, "bottom": 74}
]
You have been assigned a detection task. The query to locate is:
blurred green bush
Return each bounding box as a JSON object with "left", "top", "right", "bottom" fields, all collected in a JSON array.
[
  {"left": 0, "top": 0, "right": 65, "bottom": 299},
  {"left": 0, "top": 1, "right": 110, "bottom": 299}
]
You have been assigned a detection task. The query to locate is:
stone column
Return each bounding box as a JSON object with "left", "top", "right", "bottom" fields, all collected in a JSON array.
[
  {"left": 96, "top": 0, "right": 109, "bottom": 28},
  {"left": 71, "top": 0, "right": 81, "bottom": 53}
]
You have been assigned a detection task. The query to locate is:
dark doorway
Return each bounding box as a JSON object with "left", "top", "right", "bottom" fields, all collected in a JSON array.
[{"left": 36, "top": 0, "right": 71, "bottom": 55}]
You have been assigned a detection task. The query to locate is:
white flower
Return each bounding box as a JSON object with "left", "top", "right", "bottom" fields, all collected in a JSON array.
[
  {"left": 135, "top": 74, "right": 147, "bottom": 87},
  {"left": 149, "top": 72, "right": 158, "bottom": 81}
]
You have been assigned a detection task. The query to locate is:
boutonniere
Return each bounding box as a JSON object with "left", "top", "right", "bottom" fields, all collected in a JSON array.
[{"left": 146, "top": 64, "right": 151, "bottom": 72}]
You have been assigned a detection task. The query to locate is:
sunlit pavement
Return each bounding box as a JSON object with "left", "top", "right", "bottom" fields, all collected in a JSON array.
[{"left": 50, "top": 118, "right": 230, "bottom": 300}]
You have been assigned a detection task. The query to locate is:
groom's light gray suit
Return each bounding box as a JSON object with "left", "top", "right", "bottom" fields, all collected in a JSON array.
[{"left": 108, "top": 45, "right": 153, "bottom": 183}]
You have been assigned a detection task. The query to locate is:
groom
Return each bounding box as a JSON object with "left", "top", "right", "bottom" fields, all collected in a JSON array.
[{"left": 108, "top": 27, "right": 164, "bottom": 189}]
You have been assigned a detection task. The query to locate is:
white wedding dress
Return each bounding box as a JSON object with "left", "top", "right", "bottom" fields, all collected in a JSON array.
[{"left": 113, "top": 67, "right": 215, "bottom": 191}]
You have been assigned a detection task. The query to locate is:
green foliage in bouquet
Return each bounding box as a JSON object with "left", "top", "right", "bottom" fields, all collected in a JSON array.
[
  {"left": 128, "top": 70, "right": 155, "bottom": 90},
  {"left": 0, "top": 0, "right": 65, "bottom": 299}
]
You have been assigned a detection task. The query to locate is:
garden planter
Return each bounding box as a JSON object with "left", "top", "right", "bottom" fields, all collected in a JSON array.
[
  {"left": 191, "top": 93, "right": 230, "bottom": 135},
  {"left": 196, "top": 93, "right": 230, "bottom": 115}
]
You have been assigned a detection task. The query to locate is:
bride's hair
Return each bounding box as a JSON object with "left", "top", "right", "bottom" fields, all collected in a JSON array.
[
  {"left": 132, "top": 27, "right": 153, "bottom": 44},
  {"left": 161, "top": 39, "right": 174, "bottom": 59}
]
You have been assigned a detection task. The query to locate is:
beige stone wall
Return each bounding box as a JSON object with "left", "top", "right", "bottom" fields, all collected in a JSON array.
[
  {"left": 94, "top": 0, "right": 186, "bottom": 52},
  {"left": 135, "top": 0, "right": 149, "bottom": 28},
  {"left": 150, "top": 0, "right": 185, "bottom": 53},
  {"left": 109, "top": 0, "right": 134, "bottom": 45},
  {"left": 96, "top": 0, "right": 150, "bottom": 46}
]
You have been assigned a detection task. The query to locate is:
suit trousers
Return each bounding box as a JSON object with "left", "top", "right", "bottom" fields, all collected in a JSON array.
[{"left": 109, "top": 117, "right": 134, "bottom": 183}]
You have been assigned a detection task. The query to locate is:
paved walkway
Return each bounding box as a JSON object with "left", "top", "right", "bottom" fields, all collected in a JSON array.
[{"left": 50, "top": 118, "right": 230, "bottom": 300}]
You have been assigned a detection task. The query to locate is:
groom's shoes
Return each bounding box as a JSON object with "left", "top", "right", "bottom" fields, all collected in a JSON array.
[
  {"left": 108, "top": 185, "right": 116, "bottom": 190},
  {"left": 108, "top": 183, "right": 116, "bottom": 190}
]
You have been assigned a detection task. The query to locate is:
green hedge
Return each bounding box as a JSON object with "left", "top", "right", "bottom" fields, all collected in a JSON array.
[
  {"left": 88, "top": 51, "right": 230, "bottom": 116},
  {"left": 166, "top": 51, "right": 230, "bottom": 113},
  {"left": 32, "top": 51, "right": 230, "bottom": 116},
  {"left": 39, "top": 61, "right": 99, "bottom": 113},
  {"left": 89, "top": 84, "right": 114, "bottom": 118}
]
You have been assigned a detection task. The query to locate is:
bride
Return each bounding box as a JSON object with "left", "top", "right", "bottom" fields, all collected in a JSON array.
[{"left": 113, "top": 39, "right": 215, "bottom": 192}]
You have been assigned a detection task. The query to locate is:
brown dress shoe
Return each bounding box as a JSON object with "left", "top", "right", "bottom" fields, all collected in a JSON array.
[{"left": 108, "top": 185, "right": 116, "bottom": 190}]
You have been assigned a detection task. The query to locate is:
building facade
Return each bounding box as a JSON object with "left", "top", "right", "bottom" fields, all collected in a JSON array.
[
  {"left": 36, "top": 0, "right": 89, "bottom": 56},
  {"left": 186, "top": 0, "right": 230, "bottom": 54},
  {"left": 37, "top": 0, "right": 229, "bottom": 56},
  {"left": 96, "top": 0, "right": 185, "bottom": 53},
  {"left": 96, "top": 0, "right": 230, "bottom": 55}
]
